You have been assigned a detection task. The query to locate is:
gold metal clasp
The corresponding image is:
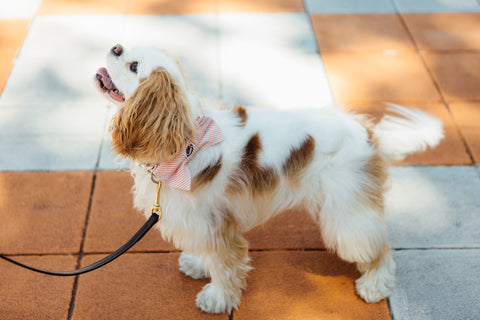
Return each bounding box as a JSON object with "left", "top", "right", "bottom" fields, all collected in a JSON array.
[{"left": 150, "top": 172, "right": 162, "bottom": 219}]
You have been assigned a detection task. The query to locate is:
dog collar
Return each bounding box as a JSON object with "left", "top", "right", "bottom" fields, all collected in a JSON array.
[{"left": 151, "top": 116, "right": 223, "bottom": 191}]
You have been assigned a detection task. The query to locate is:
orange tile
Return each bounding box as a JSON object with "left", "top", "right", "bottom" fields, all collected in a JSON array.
[
  {"left": 448, "top": 102, "right": 480, "bottom": 164},
  {"left": 402, "top": 13, "right": 480, "bottom": 51},
  {"left": 322, "top": 52, "right": 441, "bottom": 103},
  {"left": 73, "top": 253, "right": 227, "bottom": 319},
  {"left": 38, "top": 0, "right": 128, "bottom": 15},
  {"left": 236, "top": 251, "right": 391, "bottom": 320},
  {"left": 84, "top": 171, "right": 175, "bottom": 253},
  {"left": 219, "top": 0, "right": 304, "bottom": 13},
  {"left": 0, "top": 20, "right": 30, "bottom": 59},
  {"left": 423, "top": 53, "right": 480, "bottom": 102},
  {"left": 246, "top": 208, "right": 324, "bottom": 250},
  {"left": 126, "top": 0, "right": 216, "bottom": 15},
  {"left": 348, "top": 102, "right": 471, "bottom": 165},
  {"left": 311, "top": 14, "right": 414, "bottom": 52},
  {"left": 0, "top": 56, "right": 14, "bottom": 94},
  {"left": 0, "top": 171, "right": 93, "bottom": 254},
  {"left": 0, "top": 255, "right": 77, "bottom": 319}
]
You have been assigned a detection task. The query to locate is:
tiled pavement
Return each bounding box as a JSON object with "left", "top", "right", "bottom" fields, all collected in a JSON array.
[{"left": 0, "top": 0, "right": 479, "bottom": 319}]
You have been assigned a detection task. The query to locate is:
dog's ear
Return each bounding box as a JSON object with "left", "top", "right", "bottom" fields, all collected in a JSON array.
[{"left": 110, "top": 69, "right": 195, "bottom": 162}]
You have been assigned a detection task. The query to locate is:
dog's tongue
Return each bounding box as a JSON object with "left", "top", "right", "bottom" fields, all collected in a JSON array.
[
  {"left": 97, "top": 67, "right": 115, "bottom": 90},
  {"left": 96, "top": 67, "right": 125, "bottom": 102}
]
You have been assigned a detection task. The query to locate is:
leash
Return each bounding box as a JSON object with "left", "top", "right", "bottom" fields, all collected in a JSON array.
[{"left": 0, "top": 178, "right": 163, "bottom": 277}]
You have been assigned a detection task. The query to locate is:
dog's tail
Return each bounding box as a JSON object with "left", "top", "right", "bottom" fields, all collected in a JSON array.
[{"left": 372, "top": 103, "right": 444, "bottom": 162}]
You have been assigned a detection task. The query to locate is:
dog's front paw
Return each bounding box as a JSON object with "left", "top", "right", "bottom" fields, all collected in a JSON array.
[
  {"left": 179, "top": 252, "right": 208, "bottom": 280},
  {"left": 196, "top": 283, "right": 240, "bottom": 314}
]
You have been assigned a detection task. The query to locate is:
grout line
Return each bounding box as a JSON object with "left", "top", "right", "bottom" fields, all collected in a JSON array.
[
  {"left": 393, "top": 247, "right": 480, "bottom": 251},
  {"left": 442, "top": 101, "right": 476, "bottom": 164},
  {"left": 396, "top": 13, "right": 447, "bottom": 102},
  {"left": 67, "top": 172, "right": 98, "bottom": 320},
  {"left": 396, "top": 12, "right": 476, "bottom": 165},
  {"left": 5, "top": 245, "right": 480, "bottom": 258},
  {"left": 387, "top": 297, "right": 396, "bottom": 320}
]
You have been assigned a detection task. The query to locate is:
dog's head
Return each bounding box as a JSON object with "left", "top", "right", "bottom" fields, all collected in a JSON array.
[{"left": 96, "top": 45, "right": 195, "bottom": 163}]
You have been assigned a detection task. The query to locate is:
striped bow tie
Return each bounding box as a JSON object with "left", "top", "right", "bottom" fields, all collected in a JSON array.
[{"left": 152, "top": 116, "right": 223, "bottom": 191}]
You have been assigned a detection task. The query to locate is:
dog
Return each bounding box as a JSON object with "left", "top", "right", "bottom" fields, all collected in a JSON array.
[{"left": 95, "top": 44, "right": 443, "bottom": 314}]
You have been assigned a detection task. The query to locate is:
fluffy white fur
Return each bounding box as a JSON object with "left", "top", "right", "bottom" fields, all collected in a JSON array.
[{"left": 96, "top": 45, "right": 444, "bottom": 314}]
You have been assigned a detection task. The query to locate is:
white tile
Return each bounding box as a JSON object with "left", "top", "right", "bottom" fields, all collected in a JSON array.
[
  {"left": 305, "top": 0, "right": 396, "bottom": 13},
  {"left": 124, "top": 15, "right": 221, "bottom": 106},
  {"left": 0, "top": 0, "right": 41, "bottom": 19},
  {"left": 0, "top": 16, "right": 125, "bottom": 107},
  {"left": 219, "top": 13, "right": 333, "bottom": 109},
  {"left": 394, "top": 0, "right": 480, "bottom": 12},
  {"left": 18, "top": 16, "right": 125, "bottom": 57},
  {"left": 391, "top": 249, "right": 480, "bottom": 320},
  {"left": 386, "top": 166, "right": 480, "bottom": 248},
  {"left": 0, "top": 106, "right": 108, "bottom": 171}
]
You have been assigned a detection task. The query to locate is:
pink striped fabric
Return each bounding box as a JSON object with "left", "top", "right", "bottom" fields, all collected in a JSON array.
[{"left": 152, "top": 116, "right": 224, "bottom": 191}]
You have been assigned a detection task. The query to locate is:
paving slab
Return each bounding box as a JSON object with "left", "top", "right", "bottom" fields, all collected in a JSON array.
[
  {"left": 0, "top": 106, "right": 108, "bottom": 171},
  {"left": 305, "top": 0, "right": 396, "bottom": 14},
  {"left": 38, "top": 0, "right": 128, "bottom": 15},
  {"left": 126, "top": 0, "right": 217, "bottom": 15},
  {"left": 390, "top": 249, "right": 480, "bottom": 320},
  {"left": 73, "top": 253, "right": 227, "bottom": 319},
  {"left": 84, "top": 171, "right": 175, "bottom": 253},
  {"left": 0, "top": 15, "right": 124, "bottom": 107},
  {"left": 448, "top": 102, "right": 480, "bottom": 164},
  {"left": 394, "top": 0, "right": 480, "bottom": 13},
  {"left": 311, "top": 13, "right": 415, "bottom": 52},
  {"left": 86, "top": 171, "right": 324, "bottom": 251},
  {"left": 385, "top": 166, "right": 480, "bottom": 249},
  {"left": 0, "top": 171, "right": 92, "bottom": 254},
  {"left": 219, "top": 13, "right": 333, "bottom": 109},
  {"left": 0, "top": 0, "right": 41, "bottom": 19},
  {"left": 219, "top": 0, "right": 304, "bottom": 13},
  {"left": 0, "top": 254, "right": 77, "bottom": 319},
  {"left": 124, "top": 14, "right": 221, "bottom": 106},
  {"left": 322, "top": 52, "right": 440, "bottom": 103},
  {"left": 402, "top": 13, "right": 480, "bottom": 51},
  {"left": 0, "top": 20, "right": 31, "bottom": 59},
  {"left": 0, "top": 57, "right": 14, "bottom": 95},
  {"left": 423, "top": 52, "right": 480, "bottom": 102},
  {"left": 235, "top": 251, "right": 390, "bottom": 319},
  {"left": 246, "top": 208, "right": 324, "bottom": 250}
]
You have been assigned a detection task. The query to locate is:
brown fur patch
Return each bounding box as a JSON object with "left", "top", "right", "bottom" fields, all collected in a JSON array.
[
  {"left": 109, "top": 70, "right": 195, "bottom": 163},
  {"left": 191, "top": 156, "right": 223, "bottom": 191},
  {"left": 362, "top": 153, "right": 388, "bottom": 212},
  {"left": 282, "top": 135, "right": 315, "bottom": 185},
  {"left": 232, "top": 105, "right": 248, "bottom": 127},
  {"left": 226, "top": 133, "right": 279, "bottom": 194}
]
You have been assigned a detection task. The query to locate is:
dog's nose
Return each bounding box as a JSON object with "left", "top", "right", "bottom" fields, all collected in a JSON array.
[{"left": 111, "top": 44, "right": 123, "bottom": 56}]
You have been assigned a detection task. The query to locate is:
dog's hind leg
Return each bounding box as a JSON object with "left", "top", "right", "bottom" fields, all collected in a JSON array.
[
  {"left": 316, "top": 153, "right": 396, "bottom": 302},
  {"left": 195, "top": 223, "right": 251, "bottom": 314},
  {"left": 318, "top": 197, "right": 395, "bottom": 303}
]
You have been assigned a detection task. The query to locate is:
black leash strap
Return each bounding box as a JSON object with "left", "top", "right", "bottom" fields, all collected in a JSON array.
[{"left": 0, "top": 213, "right": 159, "bottom": 276}]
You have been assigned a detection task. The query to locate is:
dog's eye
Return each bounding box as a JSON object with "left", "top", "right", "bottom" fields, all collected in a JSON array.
[{"left": 130, "top": 62, "right": 138, "bottom": 73}]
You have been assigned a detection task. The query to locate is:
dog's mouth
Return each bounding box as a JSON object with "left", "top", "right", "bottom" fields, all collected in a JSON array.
[{"left": 96, "top": 67, "right": 125, "bottom": 102}]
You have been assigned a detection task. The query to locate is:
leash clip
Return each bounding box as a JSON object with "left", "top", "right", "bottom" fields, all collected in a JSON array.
[{"left": 150, "top": 172, "right": 163, "bottom": 219}]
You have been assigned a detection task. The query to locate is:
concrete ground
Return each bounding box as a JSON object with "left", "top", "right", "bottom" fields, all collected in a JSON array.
[{"left": 0, "top": 0, "right": 479, "bottom": 319}]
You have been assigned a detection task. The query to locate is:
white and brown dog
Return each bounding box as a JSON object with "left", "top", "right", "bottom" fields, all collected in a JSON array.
[{"left": 96, "top": 44, "right": 443, "bottom": 314}]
